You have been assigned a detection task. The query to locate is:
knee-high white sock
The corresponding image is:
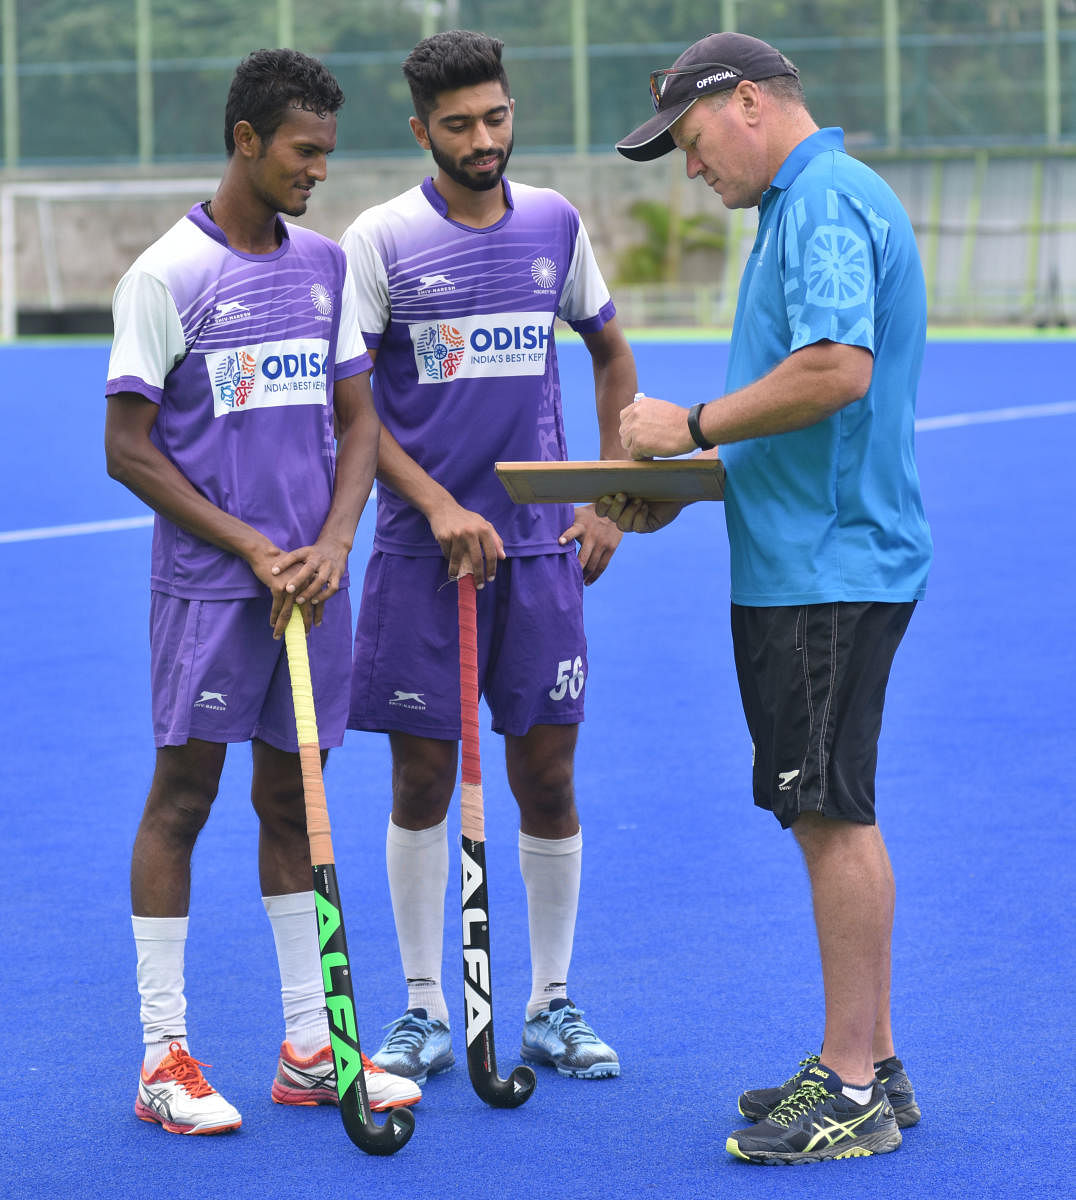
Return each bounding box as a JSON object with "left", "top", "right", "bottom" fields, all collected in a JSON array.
[
  {"left": 386, "top": 817, "right": 450, "bottom": 1025},
  {"left": 132, "top": 915, "right": 189, "bottom": 1072},
  {"left": 519, "top": 829, "right": 582, "bottom": 1020},
  {"left": 263, "top": 891, "right": 330, "bottom": 1058}
]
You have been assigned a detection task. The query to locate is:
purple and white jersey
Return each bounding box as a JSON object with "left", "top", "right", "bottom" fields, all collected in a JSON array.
[
  {"left": 106, "top": 204, "right": 371, "bottom": 599},
  {"left": 339, "top": 177, "right": 616, "bottom": 555}
]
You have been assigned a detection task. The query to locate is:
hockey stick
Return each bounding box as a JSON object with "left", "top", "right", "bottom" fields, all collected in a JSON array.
[
  {"left": 284, "top": 609, "right": 415, "bottom": 1155},
  {"left": 457, "top": 572, "right": 537, "bottom": 1108}
]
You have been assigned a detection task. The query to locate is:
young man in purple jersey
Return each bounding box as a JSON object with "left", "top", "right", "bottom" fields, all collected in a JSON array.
[
  {"left": 105, "top": 48, "right": 419, "bottom": 1136},
  {"left": 340, "top": 30, "right": 638, "bottom": 1085}
]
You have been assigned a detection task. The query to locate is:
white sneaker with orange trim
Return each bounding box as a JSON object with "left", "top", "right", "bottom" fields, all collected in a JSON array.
[
  {"left": 271, "top": 1041, "right": 421, "bottom": 1111},
  {"left": 135, "top": 1042, "right": 242, "bottom": 1135}
]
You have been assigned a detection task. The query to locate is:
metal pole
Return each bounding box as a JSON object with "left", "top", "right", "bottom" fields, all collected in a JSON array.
[
  {"left": 136, "top": 0, "right": 153, "bottom": 165},
  {"left": 1043, "top": 0, "right": 1060, "bottom": 144},
  {"left": 571, "top": 0, "right": 589, "bottom": 155},
  {"left": 277, "top": 0, "right": 294, "bottom": 47},
  {"left": 2, "top": 0, "right": 18, "bottom": 168},
  {"left": 883, "top": 0, "right": 901, "bottom": 150}
]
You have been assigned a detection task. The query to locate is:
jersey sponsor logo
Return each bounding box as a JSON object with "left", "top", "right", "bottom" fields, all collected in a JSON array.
[
  {"left": 212, "top": 300, "right": 251, "bottom": 324},
  {"left": 418, "top": 273, "right": 456, "bottom": 293},
  {"left": 206, "top": 338, "right": 330, "bottom": 417},
  {"left": 410, "top": 311, "right": 554, "bottom": 382}
]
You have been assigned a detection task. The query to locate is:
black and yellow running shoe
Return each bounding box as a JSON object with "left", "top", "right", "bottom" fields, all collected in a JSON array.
[
  {"left": 727, "top": 1064, "right": 902, "bottom": 1165},
  {"left": 739, "top": 1052, "right": 921, "bottom": 1128}
]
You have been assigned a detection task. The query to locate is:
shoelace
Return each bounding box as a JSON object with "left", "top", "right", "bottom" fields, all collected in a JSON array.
[
  {"left": 380, "top": 1015, "right": 435, "bottom": 1052},
  {"left": 545, "top": 1006, "right": 601, "bottom": 1045},
  {"left": 161, "top": 1043, "right": 217, "bottom": 1098},
  {"left": 768, "top": 1080, "right": 830, "bottom": 1127},
  {"left": 781, "top": 1053, "right": 821, "bottom": 1086},
  {"left": 361, "top": 1054, "right": 386, "bottom": 1075}
]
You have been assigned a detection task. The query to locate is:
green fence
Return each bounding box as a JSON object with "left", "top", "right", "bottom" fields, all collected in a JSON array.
[{"left": 2, "top": 1, "right": 1075, "bottom": 166}]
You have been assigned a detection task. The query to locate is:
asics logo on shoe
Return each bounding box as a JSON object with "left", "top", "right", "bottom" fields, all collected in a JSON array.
[
  {"left": 804, "top": 1100, "right": 887, "bottom": 1152},
  {"left": 778, "top": 769, "right": 800, "bottom": 790}
]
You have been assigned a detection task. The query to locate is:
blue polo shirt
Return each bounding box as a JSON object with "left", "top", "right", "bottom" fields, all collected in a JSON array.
[{"left": 722, "top": 127, "right": 932, "bottom": 605}]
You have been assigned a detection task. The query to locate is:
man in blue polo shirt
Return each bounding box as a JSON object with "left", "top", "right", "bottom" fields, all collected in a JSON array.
[{"left": 603, "top": 32, "right": 932, "bottom": 1165}]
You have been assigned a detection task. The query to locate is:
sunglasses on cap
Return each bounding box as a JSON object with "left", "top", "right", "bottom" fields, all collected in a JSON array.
[{"left": 649, "top": 62, "right": 744, "bottom": 111}]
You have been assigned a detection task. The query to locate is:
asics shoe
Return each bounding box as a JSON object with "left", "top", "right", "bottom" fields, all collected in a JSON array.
[
  {"left": 370, "top": 1009, "right": 455, "bottom": 1085},
  {"left": 135, "top": 1042, "right": 242, "bottom": 1135},
  {"left": 520, "top": 998, "right": 619, "bottom": 1079},
  {"left": 271, "top": 1042, "right": 421, "bottom": 1111},
  {"left": 727, "top": 1064, "right": 902, "bottom": 1164},
  {"left": 739, "top": 1052, "right": 921, "bottom": 1128}
]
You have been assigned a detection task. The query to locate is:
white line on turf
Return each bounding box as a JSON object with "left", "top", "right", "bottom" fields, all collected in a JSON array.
[
  {"left": 0, "top": 514, "right": 153, "bottom": 544},
  {"left": 915, "top": 400, "right": 1076, "bottom": 431},
  {"left": 1, "top": 405, "right": 1071, "bottom": 546}
]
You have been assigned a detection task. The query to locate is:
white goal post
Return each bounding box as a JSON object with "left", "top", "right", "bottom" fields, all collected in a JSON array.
[{"left": 0, "top": 177, "right": 219, "bottom": 340}]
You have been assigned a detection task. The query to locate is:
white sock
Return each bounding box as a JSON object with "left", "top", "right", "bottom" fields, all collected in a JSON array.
[
  {"left": 263, "top": 891, "right": 330, "bottom": 1058},
  {"left": 132, "top": 915, "right": 189, "bottom": 1072},
  {"left": 386, "top": 817, "right": 450, "bottom": 1025},
  {"left": 842, "top": 1081, "right": 875, "bottom": 1105},
  {"left": 519, "top": 829, "right": 582, "bottom": 1020}
]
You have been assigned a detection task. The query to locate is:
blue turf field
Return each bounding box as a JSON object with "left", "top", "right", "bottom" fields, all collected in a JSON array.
[{"left": 1, "top": 337, "right": 1073, "bottom": 1198}]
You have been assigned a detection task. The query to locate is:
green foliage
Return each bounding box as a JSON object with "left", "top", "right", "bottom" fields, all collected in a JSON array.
[{"left": 615, "top": 199, "right": 726, "bottom": 285}]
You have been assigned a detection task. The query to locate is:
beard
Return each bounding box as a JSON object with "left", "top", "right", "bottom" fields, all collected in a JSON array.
[{"left": 429, "top": 134, "right": 514, "bottom": 192}]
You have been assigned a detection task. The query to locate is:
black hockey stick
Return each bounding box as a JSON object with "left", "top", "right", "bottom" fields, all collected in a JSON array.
[
  {"left": 285, "top": 610, "right": 415, "bottom": 1155},
  {"left": 457, "top": 573, "right": 537, "bottom": 1109}
]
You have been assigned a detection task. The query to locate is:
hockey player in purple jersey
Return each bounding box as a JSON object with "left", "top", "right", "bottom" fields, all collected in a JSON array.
[
  {"left": 105, "top": 48, "right": 419, "bottom": 1136},
  {"left": 341, "top": 30, "right": 638, "bottom": 1085}
]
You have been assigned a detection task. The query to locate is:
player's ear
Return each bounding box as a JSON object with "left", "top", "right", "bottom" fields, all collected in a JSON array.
[
  {"left": 232, "top": 120, "right": 261, "bottom": 160},
  {"left": 409, "top": 116, "right": 431, "bottom": 151}
]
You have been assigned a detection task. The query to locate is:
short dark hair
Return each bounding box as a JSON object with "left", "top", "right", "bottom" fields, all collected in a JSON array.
[
  {"left": 224, "top": 48, "right": 345, "bottom": 155},
  {"left": 402, "top": 30, "right": 509, "bottom": 126}
]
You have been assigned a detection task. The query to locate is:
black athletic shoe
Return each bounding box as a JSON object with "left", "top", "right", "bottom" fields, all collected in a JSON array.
[
  {"left": 738, "top": 1052, "right": 921, "bottom": 1129},
  {"left": 727, "top": 1064, "right": 902, "bottom": 1165},
  {"left": 872, "top": 1056, "right": 921, "bottom": 1128}
]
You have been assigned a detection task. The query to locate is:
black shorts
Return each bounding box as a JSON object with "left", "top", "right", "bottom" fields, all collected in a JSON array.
[{"left": 730, "top": 601, "right": 916, "bottom": 829}]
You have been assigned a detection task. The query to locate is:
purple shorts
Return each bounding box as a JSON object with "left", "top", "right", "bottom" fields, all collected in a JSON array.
[
  {"left": 349, "top": 552, "right": 587, "bottom": 739},
  {"left": 149, "top": 590, "right": 352, "bottom": 751}
]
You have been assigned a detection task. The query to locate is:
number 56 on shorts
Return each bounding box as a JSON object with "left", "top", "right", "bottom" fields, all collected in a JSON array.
[{"left": 548, "top": 657, "right": 585, "bottom": 701}]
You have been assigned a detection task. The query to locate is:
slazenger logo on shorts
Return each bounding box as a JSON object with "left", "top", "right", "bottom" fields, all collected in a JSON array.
[
  {"left": 194, "top": 690, "right": 227, "bottom": 711},
  {"left": 388, "top": 690, "right": 427, "bottom": 710},
  {"left": 206, "top": 338, "right": 331, "bottom": 417},
  {"left": 410, "top": 311, "right": 554, "bottom": 383}
]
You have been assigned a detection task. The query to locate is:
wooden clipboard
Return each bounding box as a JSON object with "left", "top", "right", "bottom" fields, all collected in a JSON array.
[{"left": 495, "top": 459, "right": 725, "bottom": 504}]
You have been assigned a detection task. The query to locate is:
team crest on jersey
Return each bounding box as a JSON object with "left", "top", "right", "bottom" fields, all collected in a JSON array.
[
  {"left": 212, "top": 350, "right": 258, "bottom": 409},
  {"left": 415, "top": 322, "right": 467, "bottom": 381},
  {"left": 310, "top": 283, "right": 333, "bottom": 315},
  {"left": 531, "top": 257, "right": 557, "bottom": 290}
]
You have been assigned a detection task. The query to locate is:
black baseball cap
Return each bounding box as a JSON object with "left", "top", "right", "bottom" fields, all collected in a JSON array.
[{"left": 616, "top": 32, "right": 799, "bottom": 162}]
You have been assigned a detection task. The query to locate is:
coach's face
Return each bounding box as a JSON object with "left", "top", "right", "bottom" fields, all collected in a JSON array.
[
  {"left": 411, "top": 81, "right": 515, "bottom": 192},
  {"left": 671, "top": 83, "right": 771, "bottom": 210}
]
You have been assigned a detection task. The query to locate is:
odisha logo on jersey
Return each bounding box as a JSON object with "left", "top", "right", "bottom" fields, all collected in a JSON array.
[
  {"left": 309, "top": 283, "right": 333, "bottom": 315},
  {"left": 416, "top": 322, "right": 466, "bottom": 381},
  {"left": 213, "top": 350, "right": 258, "bottom": 408},
  {"left": 531, "top": 257, "right": 556, "bottom": 289}
]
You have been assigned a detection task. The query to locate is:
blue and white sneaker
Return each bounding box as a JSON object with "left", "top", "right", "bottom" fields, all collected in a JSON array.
[
  {"left": 520, "top": 998, "right": 619, "bottom": 1079},
  {"left": 370, "top": 1009, "right": 454, "bottom": 1086}
]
